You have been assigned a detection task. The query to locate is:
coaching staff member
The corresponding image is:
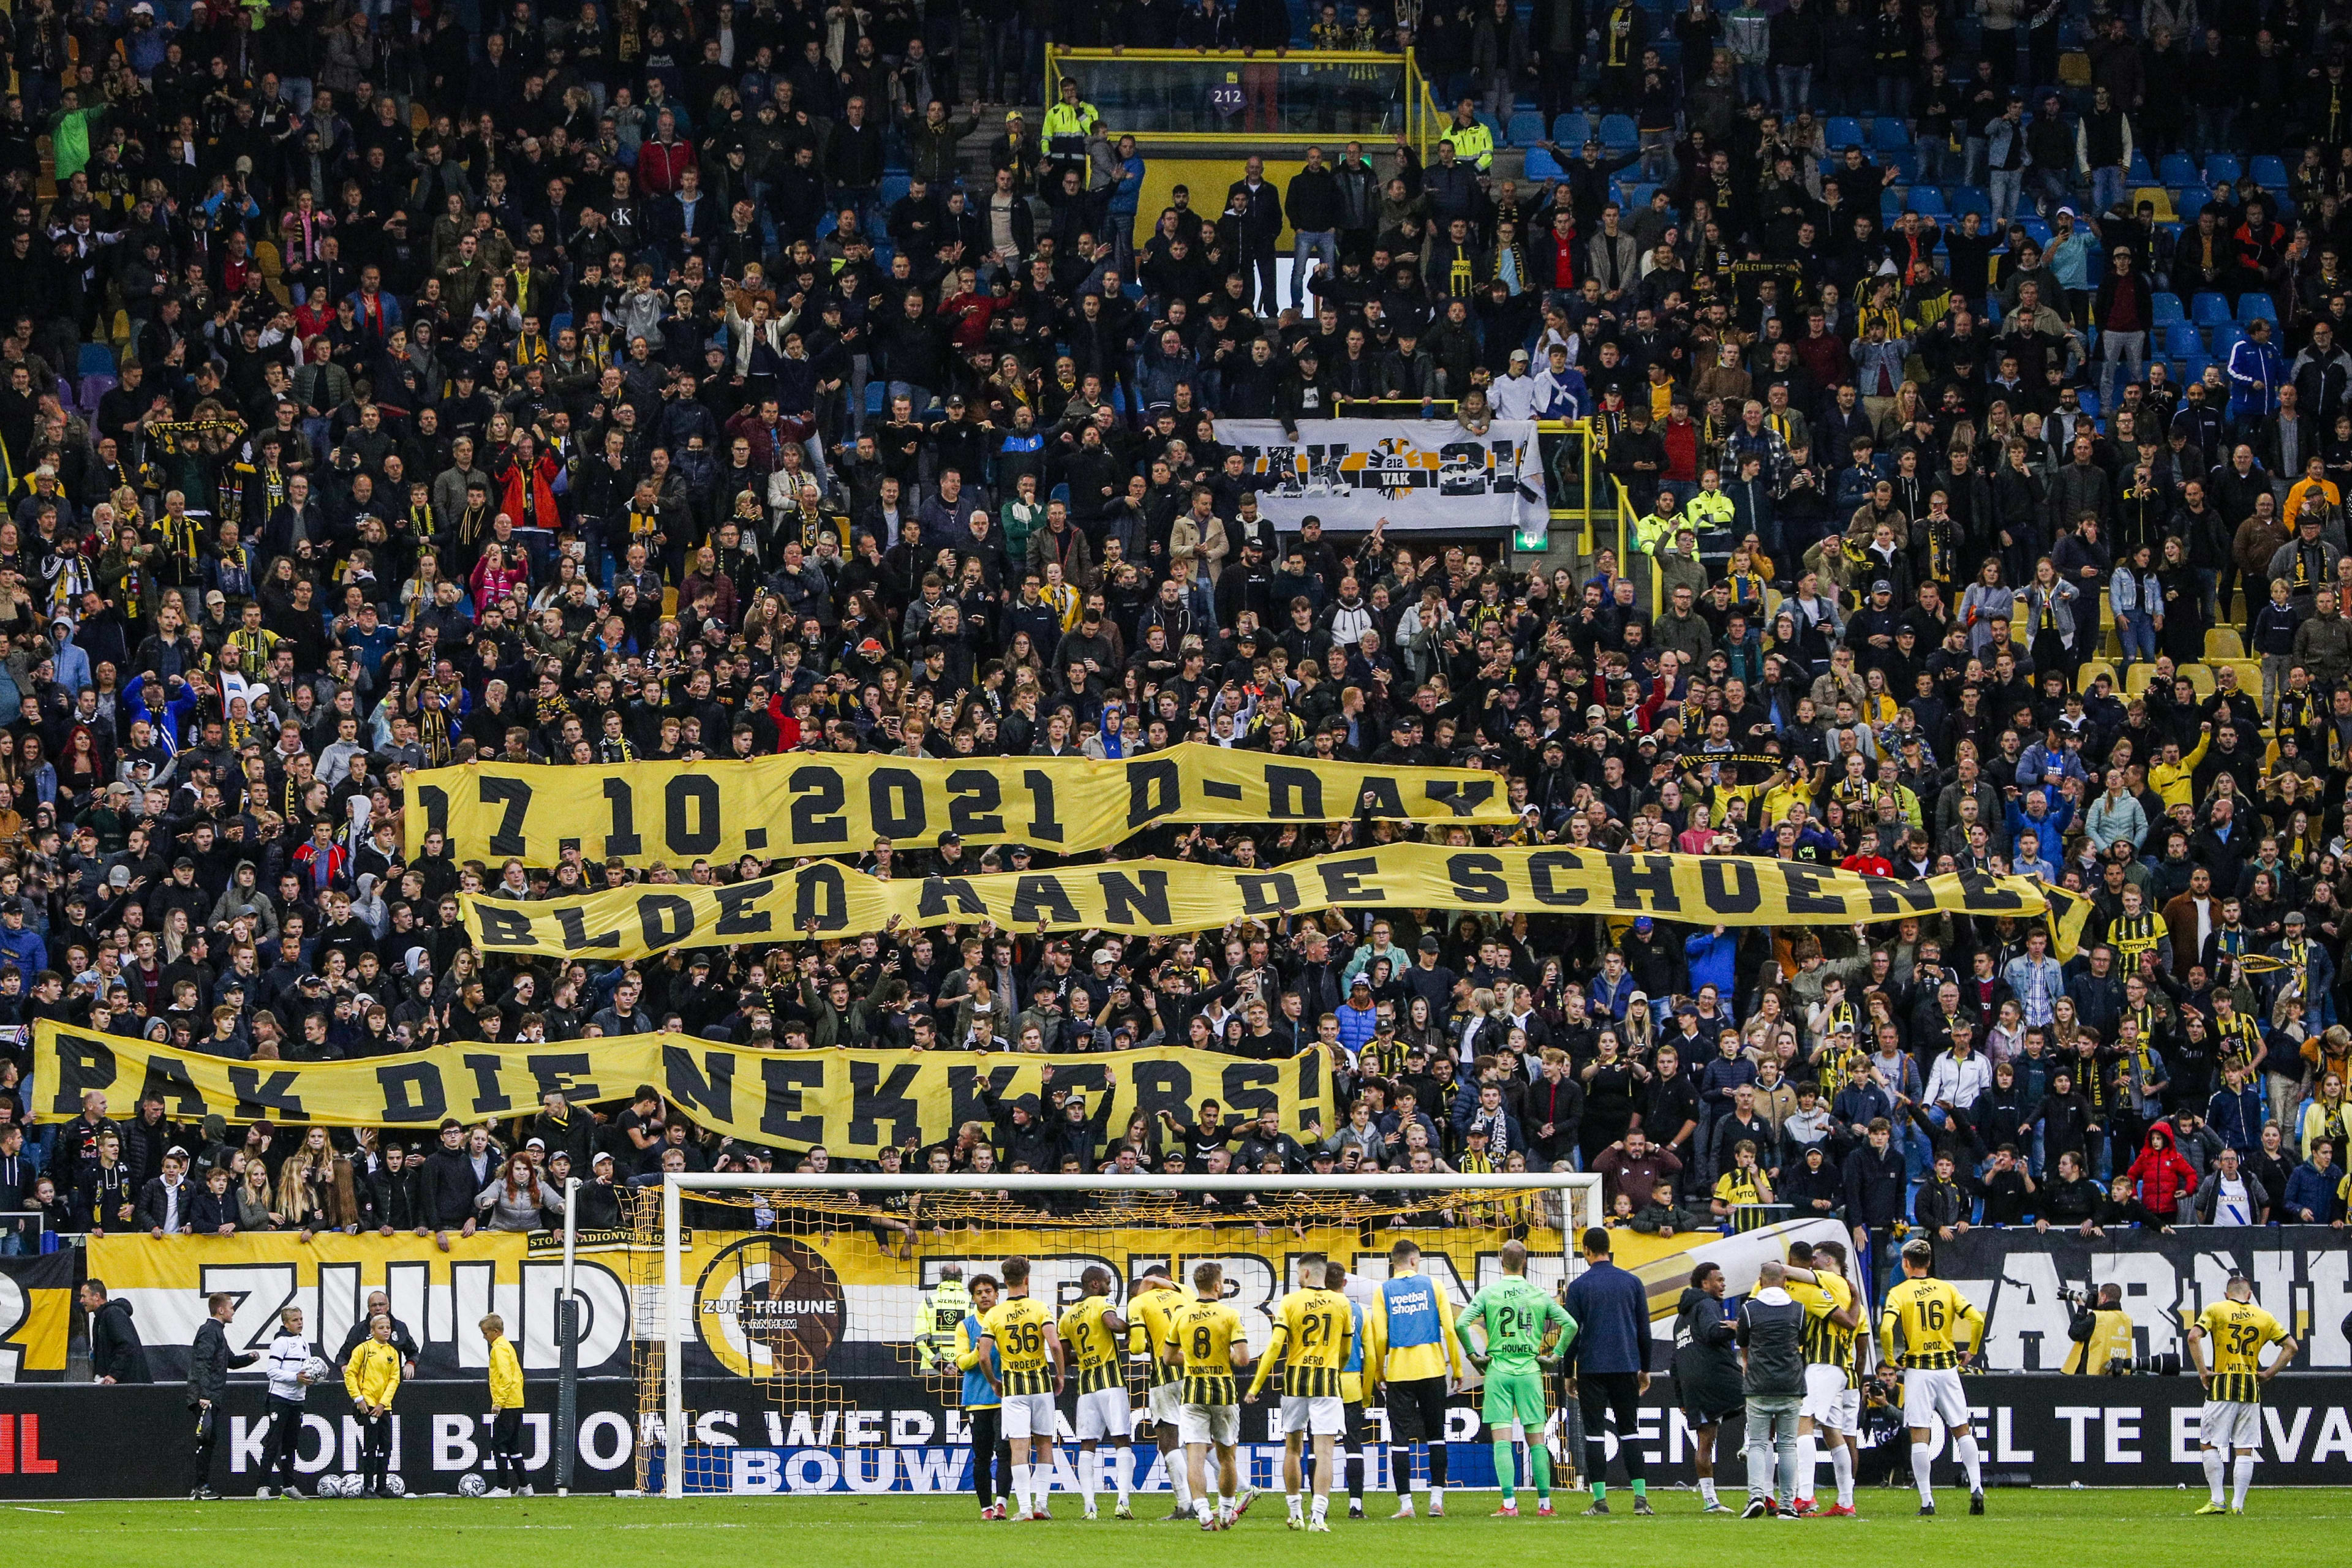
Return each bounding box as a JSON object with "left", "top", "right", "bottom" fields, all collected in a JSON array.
[
  {"left": 1564, "top": 1226, "right": 1654, "bottom": 1515},
  {"left": 188, "top": 1291, "right": 260, "bottom": 1499}
]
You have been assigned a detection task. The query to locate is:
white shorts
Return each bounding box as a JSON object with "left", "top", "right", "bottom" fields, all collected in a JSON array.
[
  {"left": 1281, "top": 1393, "right": 1344, "bottom": 1437},
  {"left": 2200, "top": 1401, "right": 2262, "bottom": 1450},
  {"left": 1077, "top": 1385, "right": 1133, "bottom": 1441},
  {"left": 1001, "top": 1391, "right": 1059, "bottom": 1442},
  {"left": 1801, "top": 1365, "right": 1861, "bottom": 1434},
  {"left": 1901, "top": 1367, "right": 1970, "bottom": 1430},
  {"left": 1180, "top": 1402, "right": 1240, "bottom": 1448},
  {"left": 1147, "top": 1381, "right": 1184, "bottom": 1425}
]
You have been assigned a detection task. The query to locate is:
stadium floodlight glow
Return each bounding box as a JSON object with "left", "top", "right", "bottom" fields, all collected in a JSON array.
[{"left": 649, "top": 1171, "right": 1605, "bottom": 1500}]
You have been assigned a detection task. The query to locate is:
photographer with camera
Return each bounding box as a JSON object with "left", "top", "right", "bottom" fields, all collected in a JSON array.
[{"left": 2061, "top": 1283, "right": 2136, "bottom": 1376}]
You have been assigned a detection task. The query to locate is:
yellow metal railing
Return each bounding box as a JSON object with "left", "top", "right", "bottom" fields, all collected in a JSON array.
[{"left": 1047, "top": 46, "right": 1441, "bottom": 162}]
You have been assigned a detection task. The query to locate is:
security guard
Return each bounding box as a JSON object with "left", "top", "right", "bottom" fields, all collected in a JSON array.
[
  {"left": 2062, "top": 1283, "right": 2135, "bottom": 1375},
  {"left": 1042, "top": 77, "right": 1101, "bottom": 171},
  {"left": 916, "top": 1262, "right": 972, "bottom": 1370},
  {"left": 1684, "top": 469, "right": 1738, "bottom": 535},
  {"left": 1441, "top": 97, "right": 1494, "bottom": 173}
]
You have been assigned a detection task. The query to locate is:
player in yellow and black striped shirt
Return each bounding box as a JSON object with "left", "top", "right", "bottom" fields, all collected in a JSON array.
[
  {"left": 1783, "top": 1239, "right": 1861, "bottom": 1516},
  {"left": 2187, "top": 1276, "right": 2298, "bottom": 1514},
  {"left": 1058, "top": 1267, "right": 1135, "bottom": 1519},
  {"left": 1246, "top": 1257, "right": 1354, "bottom": 1529},
  {"left": 1128, "top": 1268, "right": 1196, "bottom": 1521},
  {"left": 977, "top": 1257, "right": 1064, "bottom": 1521},
  {"left": 1164, "top": 1261, "right": 1254, "bottom": 1529},
  {"left": 1880, "top": 1241, "right": 1987, "bottom": 1515}
]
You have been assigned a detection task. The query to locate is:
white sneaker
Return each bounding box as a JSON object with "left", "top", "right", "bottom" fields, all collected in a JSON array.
[
  {"left": 1428, "top": 1495, "right": 1446, "bottom": 1518},
  {"left": 486, "top": 1488, "right": 513, "bottom": 1499},
  {"left": 1084, "top": 1507, "right": 1099, "bottom": 1520},
  {"left": 1392, "top": 1501, "right": 1417, "bottom": 1519},
  {"left": 518, "top": 1486, "right": 534, "bottom": 1498},
  {"left": 1308, "top": 1518, "right": 1332, "bottom": 1532}
]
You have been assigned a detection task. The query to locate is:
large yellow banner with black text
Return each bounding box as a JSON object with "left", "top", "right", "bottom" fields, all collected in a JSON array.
[
  {"left": 461, "top": 845, "right": 2082, "bottom": 960},
  {"left": 405, "top": 744, "right": 1514, "bottom": 867},
  {"left": 33, "top": 1022, "right": 1336, "bottom": 1151}
]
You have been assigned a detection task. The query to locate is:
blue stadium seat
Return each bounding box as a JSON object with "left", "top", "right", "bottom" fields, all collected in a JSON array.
[
  {"left": 1911, "top": 185, "right": 1949, "bottom": 216},
  {"left": 2075, "top": 388, "right": 2099, "bottom": 419},
  {"left": 1950, "top": 184, "right": 1990, "bottom": 217},
  {"left": 2192, "top": 291, "right": 2232, "bottom": 326},
  {"left": 549, "top": 311, "right": 573, "bottom": 333},
  {"left": 2150, "top": 292, "right": 2184, "bottom": 326},
  {"left": 880, "top": 175, "right": 911, "bottom": 208},
  {"left": 2159, "top": 153, "right": 2198, "bottom": 186},
  {"left": 2205, "top": 154, "right": 2242, "bottom": 186},
  {"left": 2179, "top": 354, "right": 2215, "bottom": 383},
  {"left": 1551, "top": 111, "right": 1589, "bottom": 146},
  {"left": 1507, "top": 110, "right": 1544, "bottom": 146},
  {"left": 2164, "top": 323, "right": 2204, "bottom": 358},
  {"left": 2251, "top": 154, "right": 2290, "bottom": 190},
  {"left": 76, "top": 342, "right": 114, "bottom": 379},
  {"left": 1828, "top": 116, "right": 1864, "bottom": 150},
  {"left": 2238, "top": 292, "right": 2278, "bottom": 323},
  {"left": 1598, "top": 113, "right": 1638, "bottom": 149},
  {"left": 1873, "top": 116, "right": 1911, "bottom": 151},
  {"left": 1621, "top": 181, "right": 1657, "bottom": 209},
  {"left": 2213, "top": 323, "right": 2247, "bottom": 360},
  {"left": 2125, "top": 150, "right": 2154, "bottom": 184},
  {"left": 864, "top": 382, "right": 885, "bottom": 417},
  {"left": 1050, "top": 483, "right": 1071, "bottom": 505},
  {"left": 2020, "top": 215, "right": 2051, "bottom": 245},
  {"left": 1524, "top": 145, "right": 1565, "bottom": 181}
]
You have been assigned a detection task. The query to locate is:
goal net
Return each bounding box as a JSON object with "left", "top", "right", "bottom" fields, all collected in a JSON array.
[{"left": 627, "top": 1172, "right": 1603, "bottom": 1499}]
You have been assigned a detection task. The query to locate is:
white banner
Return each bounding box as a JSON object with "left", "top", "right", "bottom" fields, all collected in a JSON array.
[{"left": 1212, "top": 418, "right": 1550, "bottom": 533}]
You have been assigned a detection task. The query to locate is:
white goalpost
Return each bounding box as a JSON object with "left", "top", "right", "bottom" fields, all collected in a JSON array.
[{"left": 648, "top": 1170, "right": 1606, "bottom": 1500}]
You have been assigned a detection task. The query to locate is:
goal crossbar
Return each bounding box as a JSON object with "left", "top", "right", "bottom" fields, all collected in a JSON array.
[{"left": 650, "top": 1170, "right": 1603, "bottom": 1498}]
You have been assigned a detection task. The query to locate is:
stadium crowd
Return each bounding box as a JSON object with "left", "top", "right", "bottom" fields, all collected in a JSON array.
[{"left": 0, "top": 0, "right": 2349, "bottom": 1267}]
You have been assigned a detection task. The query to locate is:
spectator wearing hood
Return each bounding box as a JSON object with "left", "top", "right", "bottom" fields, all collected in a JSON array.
[
  {"left": 2124, "top": 1120, "right": 2198, "bottom": 1225},
  {"left": 82, "top": 1278, "right": 151, "bottom": 1383}
]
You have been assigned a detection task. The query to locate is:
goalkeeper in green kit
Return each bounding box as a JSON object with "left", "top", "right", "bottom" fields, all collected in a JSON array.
[{"left": 1454, "top": 1240, "right": 1577, "bottom": 1517}]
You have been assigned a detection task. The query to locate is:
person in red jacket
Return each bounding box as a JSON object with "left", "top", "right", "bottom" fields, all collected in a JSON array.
[{"left": 2126, "top": 1120, "right": 2198, "bottom": 1224}]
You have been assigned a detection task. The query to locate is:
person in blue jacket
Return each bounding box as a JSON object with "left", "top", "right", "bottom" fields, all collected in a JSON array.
[
  {"left": 1684, "top": 925, "right": 1737, "bottom": 997},
  {"left": 2227, "top": 316, "right": 2288, "bottom": 422},
  {"left": 952, "top": 1272, "right": 1014, "bottom": 1519}
]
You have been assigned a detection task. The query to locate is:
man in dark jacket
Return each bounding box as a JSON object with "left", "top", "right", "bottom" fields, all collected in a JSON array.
[
  {"left": 334, "top": 1288, "right": 422, "bottom": 1373},
  {"left": 527, "top": 1091, "right": 598, "bottom": 1172},
  {"left": 1673, "top": 1262, "right": 1743, "bottom": 1514},
  {"left": 1840, "top": 1118, "right": 1908, "bottom": 1294},
  {"left": 1224, "top": 156, "right": 1284, "bottom": 314},
  {"left": 188, "top": 1291, "right": 260, "bottom": 1499},
  {"left": 1736, "top": 1259, "right": 1809, "bottom": 1517},
  {"left": 82, "top": 1280, "right": 151, "bottom": 1384},
  {"left": 420, "top": 1118, "right": 480, "bottom": 1249}
]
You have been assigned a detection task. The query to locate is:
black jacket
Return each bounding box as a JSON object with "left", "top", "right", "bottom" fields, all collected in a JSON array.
[
  {"left": 335, "top": 1313, "right": 421, "bottom": 1369},
  {"left": 369, "top": 1163, "right": 426, "bottom": 1229},
  {"left": 1671, "top": 1285, "right": 1743, "bottom": 1415},
  {"left": 421, "top": 1146, "right": 480, "bottom": 1227},
  {"left": 90, "top": 1297, "right": 152, "bottom": 1383},
  {"left": 1841, "top": 1139, "right": 1908, "bottom": 1226},
  {"left": 187, "top": 1316, "right": 258, "bottom": 1407}
]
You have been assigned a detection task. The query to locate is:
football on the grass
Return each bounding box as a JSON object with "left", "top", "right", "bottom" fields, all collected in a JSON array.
[
  {"left": 459, "top": 1474, "right": 488, "bottom": 1497},
  {"left": 382, "top": 1475, "right": 407, "bottom": 1497}
]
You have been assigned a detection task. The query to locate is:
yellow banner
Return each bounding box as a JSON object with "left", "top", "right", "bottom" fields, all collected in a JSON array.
[
  {"left": 32, "top": 1021, "right": 1336, "bottom": 1150},
  {"left": 405, "top": 744, "right": 1514, "bottom": 866},
  {"left": 461, "top": 845, "right": 2070, "bottom": 960}
]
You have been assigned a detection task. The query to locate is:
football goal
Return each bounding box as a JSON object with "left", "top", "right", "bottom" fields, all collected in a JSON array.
[{"left": 631, "top": 1170, "right": 1605, "bottom": 1499}]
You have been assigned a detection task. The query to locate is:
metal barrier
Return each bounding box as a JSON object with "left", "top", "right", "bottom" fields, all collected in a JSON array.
[{"left": 1046, "top": 47, "right": 1442, "bottom": 162}]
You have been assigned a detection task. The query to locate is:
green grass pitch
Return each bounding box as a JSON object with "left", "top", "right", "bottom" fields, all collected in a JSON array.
[{"left": 14, "top": 1488, "right": 2352, "bottom": 1565}]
